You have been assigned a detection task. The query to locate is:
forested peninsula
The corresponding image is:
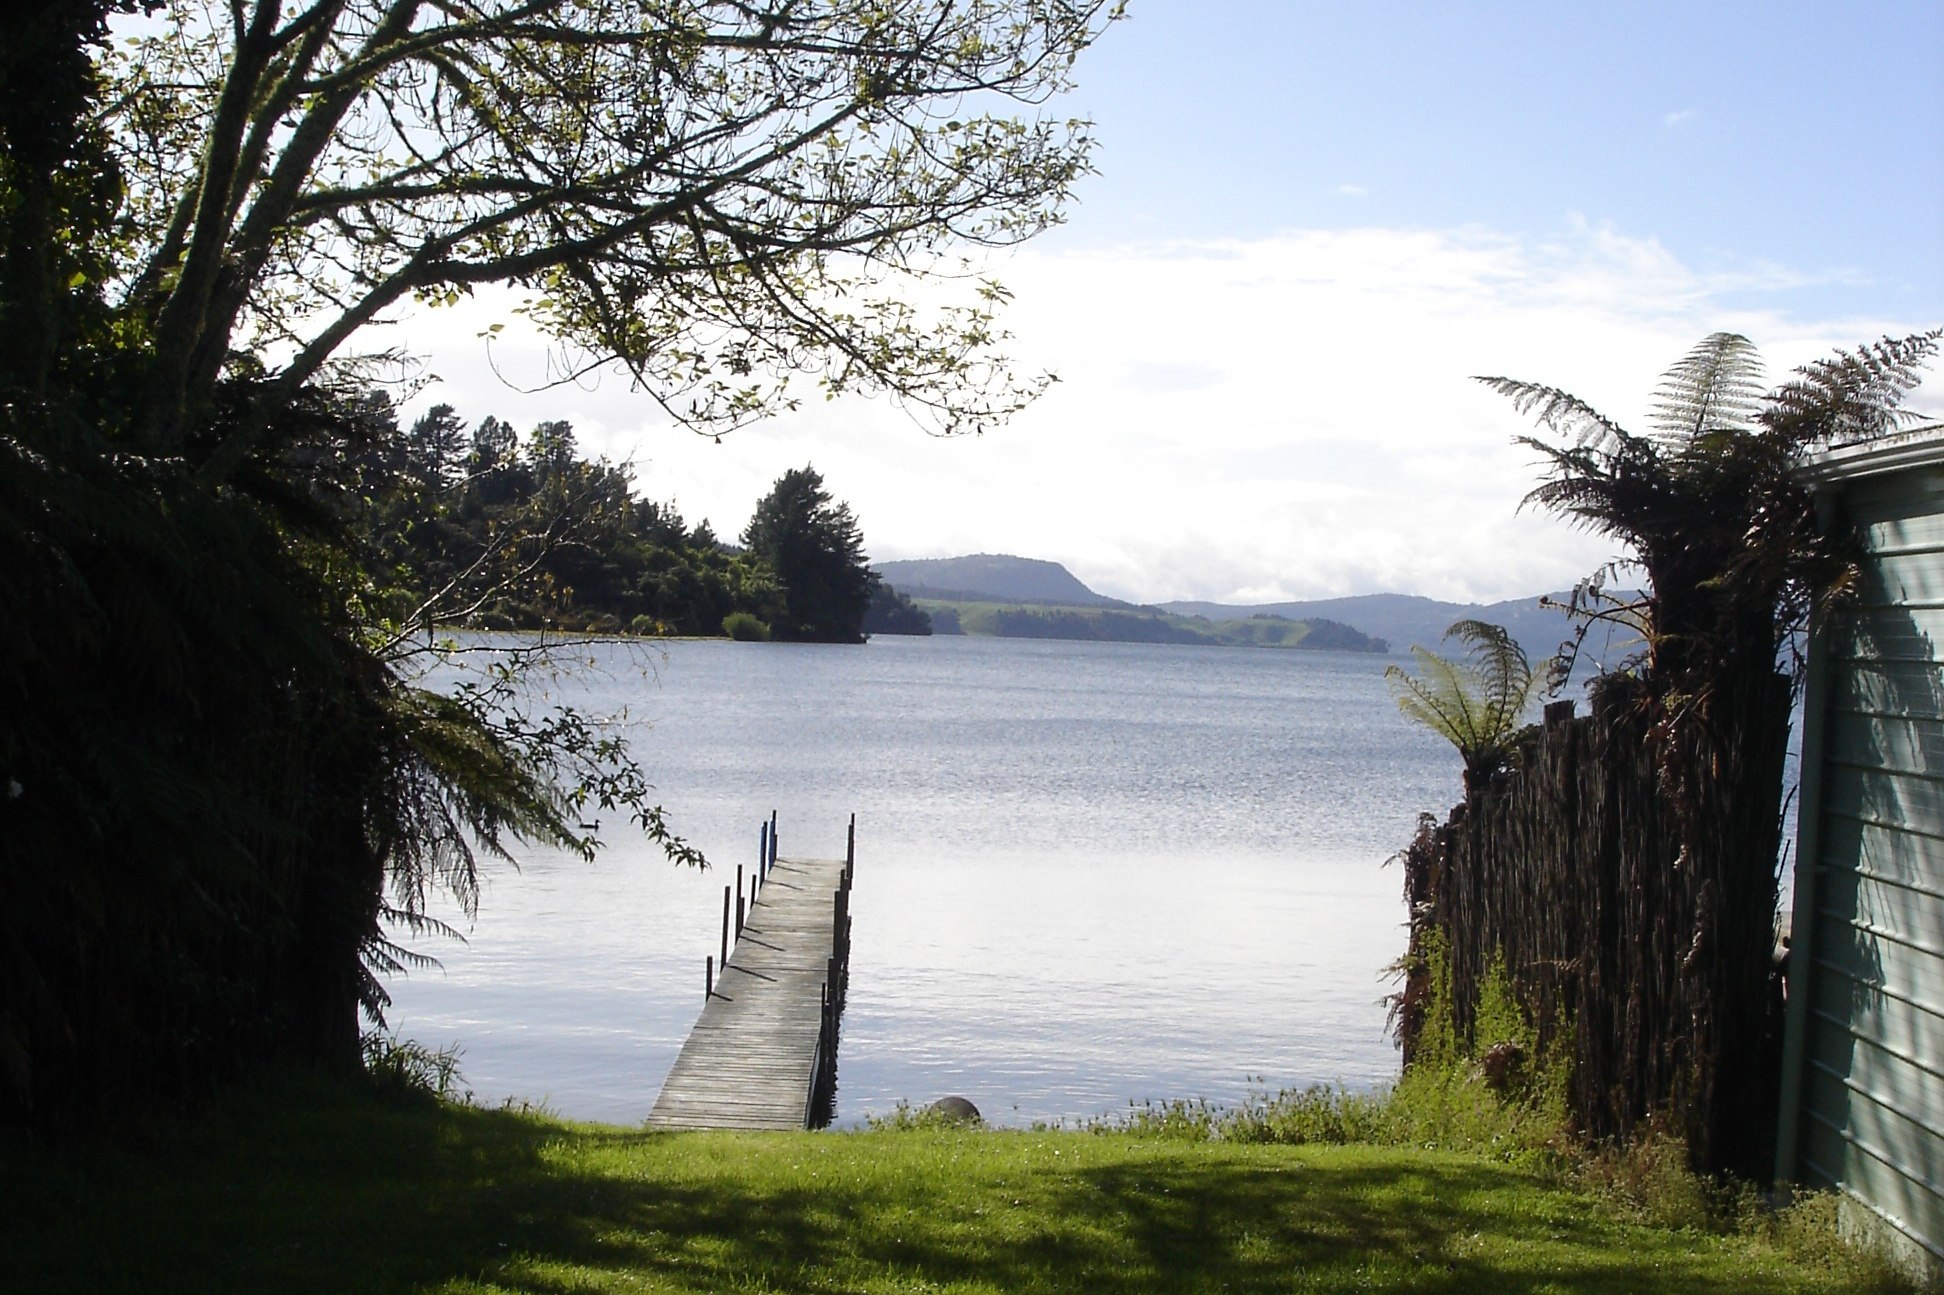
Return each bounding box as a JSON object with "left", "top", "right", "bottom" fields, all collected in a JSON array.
[
  {"left": 923, "top": 602, "right": 1387, "bottom": 651},
  {"left": 347, "top": 398, "right": 915, "bottom": 644}
]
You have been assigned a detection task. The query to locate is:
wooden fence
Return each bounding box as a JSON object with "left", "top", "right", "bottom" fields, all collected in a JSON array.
[{"left": 1395, "top": 671, "right": 1794, "bottom": 1176}]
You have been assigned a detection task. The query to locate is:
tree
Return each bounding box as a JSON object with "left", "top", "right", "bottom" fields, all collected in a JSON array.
[
  {"left": 465, "top": 414, "right": 529, "bottom": 507},
  {"left": 1386, "top": 620, "right": 1545, "bottom": 795},
  {"left": 526, "top": 420, "right": 579, "bottom": 479},
  {"left": 362, "top": 399, "right": 796, "bottom": 636},
  {"left": 863, "top": 581, "right": 934, "bottom": 635},
  {"left": 0, "top": 0, "right": 1114, "bottom": 1131},
  {"left": 1482, "top": 330, "right": 1940, "bottom": 687},
  {"left": 1476, "top": 329, "right": 1939, "bottom": 1175},
  {"left": 102, "top": 0, "right": 1121, "bottom": 458},
  {"left": 742, "top": 465, "right": 876, "bottom": 643},
  {"left": 404, "top": 403, "right": 467, "bottom": 485},
  {"left": 468, "top": 415, "right": 519, "bottom": 473}
]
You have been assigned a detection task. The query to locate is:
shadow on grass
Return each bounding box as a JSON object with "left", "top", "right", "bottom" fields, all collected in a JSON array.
[{"left": 0, "top": 1080, "right": 1890, "bottom": 1294}]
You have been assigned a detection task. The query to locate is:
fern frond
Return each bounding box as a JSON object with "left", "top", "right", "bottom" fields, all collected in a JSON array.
[
  {"left": 1649, "top": 332, "right": 1764, "bottom": 447},
  {"left": 376, "top": 904, "right": 466, "bottom": 947},
  {"left": 362, "top": 928, "right": 447, "bottom": 977},
  {"left": 1387, "top": 619, "right": 1544, "bottom": 785},
  {"left": 1446, "top": 619, "right": 1543, "bottom": 735},
  {"left": 1761, "top": 328, "right": 1941, "bottom": 449},
  {"left": 1388, "top": 647, "right": 1485, "bottom": 749},
  {"left": 1476, "top": 376, "right": 1635, "bottom": 453}
]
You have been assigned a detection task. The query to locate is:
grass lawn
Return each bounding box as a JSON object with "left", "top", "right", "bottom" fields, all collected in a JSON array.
[{"left": 0, "top": 1079, "right": 1906, "bottom": 1294}]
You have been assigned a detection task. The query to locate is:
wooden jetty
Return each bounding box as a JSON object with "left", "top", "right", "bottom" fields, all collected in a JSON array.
[{"left": 646, "top": 814, "right": 855, "bottom": 1131}]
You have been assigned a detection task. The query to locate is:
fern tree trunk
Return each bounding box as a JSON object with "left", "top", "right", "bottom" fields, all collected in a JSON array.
[
  {"left": 0, "top": 3, "right": 388, "bottom": 1130},
  {"left": 1646, "top": 547, "right": 1797, "bottom": 1177},
  {"left": 280, "top": 686, "right": 391, "bottom": 1077},
  {"left": 1660, "top": 667, "right": 1793, "bottom": 1177}
]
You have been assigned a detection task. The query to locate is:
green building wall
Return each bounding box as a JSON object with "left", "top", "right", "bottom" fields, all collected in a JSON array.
[{"left": 1779, "top": 429, "right": 1944, "bottom": 1284}]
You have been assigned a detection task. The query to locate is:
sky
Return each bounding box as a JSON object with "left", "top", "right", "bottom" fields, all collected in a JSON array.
[{"left": 395, "top": 1, "right": 1944, "bottom": 605}]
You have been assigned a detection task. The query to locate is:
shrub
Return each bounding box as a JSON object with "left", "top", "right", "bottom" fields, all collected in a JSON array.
[
  {"left": 360, "top": 1033, "right": 468, "bottom": 1105},
  {"left": 722, "top": 611, "right": 771, "bottom": 641}
]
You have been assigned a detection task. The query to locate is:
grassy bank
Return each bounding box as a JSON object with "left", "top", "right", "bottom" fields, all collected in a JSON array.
[{"left": 0, "top": 1077, "right": 1911, "bottom": 1294}]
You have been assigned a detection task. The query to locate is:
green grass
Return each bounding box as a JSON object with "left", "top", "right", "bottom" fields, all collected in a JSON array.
[{"left": 0, "top": 1077, "right": 1911, "bottom": 1294}]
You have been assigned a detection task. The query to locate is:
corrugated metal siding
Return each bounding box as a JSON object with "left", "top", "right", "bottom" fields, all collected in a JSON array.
[{"left": 1788, "top": 465, "right": 1944, "bottom": 1268}]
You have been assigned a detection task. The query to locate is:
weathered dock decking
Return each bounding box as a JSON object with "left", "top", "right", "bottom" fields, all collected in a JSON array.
[{"left": 646, "top": 826, "right": 853, "bottom": 1131}]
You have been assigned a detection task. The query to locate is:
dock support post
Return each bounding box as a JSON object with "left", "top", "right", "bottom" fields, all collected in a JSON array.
[
  {"left": 736, "top": 865, "right": 745, "bottom": 936},
  {"left": 705, "top": 955, "right": 713, "bottom": 999},
  {"left": 759, "top": 821, "right": 769, "bottom": 879},
  {"left": 769, "top": 809, "right": 778, "bottom": 867},
  {"left": 832, "top": 889, "right": 850, "bottom": 986},
  {"left": 721, "top": 886, "right": 730, "bottom": 969}
]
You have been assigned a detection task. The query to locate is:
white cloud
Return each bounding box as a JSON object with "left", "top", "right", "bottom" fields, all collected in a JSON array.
[
  {"left": 390, "top": 223, "right": 1933, "bottom": 606},
  {"left": 1663, "top": 109, "right": 1697, "bottom": 129},
  {"left": 1335, "top": 183, "right": 1368, "bottom": 197}
]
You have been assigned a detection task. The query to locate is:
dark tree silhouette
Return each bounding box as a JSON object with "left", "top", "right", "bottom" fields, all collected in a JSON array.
[
  {"left": 404, "top": 403, "right": 466, "bottom": 485},
  {"left": 743, "top": 467, "right": 877, "bottom": 644},
  {"left": 863, "top": 583, "right": 934, "bottom": 636}
]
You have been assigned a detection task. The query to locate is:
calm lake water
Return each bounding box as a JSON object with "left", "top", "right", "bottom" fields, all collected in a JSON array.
[{"left": 381, "top": 634, "right": 1463, "bottom": 1127}]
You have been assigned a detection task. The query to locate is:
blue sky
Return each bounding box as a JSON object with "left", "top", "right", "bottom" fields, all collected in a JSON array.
[
  {"left": 404, "top": 1, "right": 1944, "bottom": 604},
  {"left": 1061, "top": 1, "right": 1941, "bottom": 326}
]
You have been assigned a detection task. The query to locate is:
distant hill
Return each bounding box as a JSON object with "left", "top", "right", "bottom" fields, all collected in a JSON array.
[
  {"left": 1162, "top": 592, "right": 1641, "bottom": 668},
  {"left": 918, "top": 601, "right": 1387, "bottom": 653},
  {"left": 875, "top": 551, "right": 1637, "bottom": 667},
  {"left": 873, "top": 554, "right": 1125, "bottom": 607}
]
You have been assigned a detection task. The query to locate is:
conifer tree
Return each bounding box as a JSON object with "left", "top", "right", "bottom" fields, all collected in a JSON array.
[{"left": 742, "top": 467, "right": 877, "bottom": 643}]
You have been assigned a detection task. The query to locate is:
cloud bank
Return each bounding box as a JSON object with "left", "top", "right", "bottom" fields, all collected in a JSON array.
[{"left": 391, "top": 222, "right": 1934, "bottom": 606}]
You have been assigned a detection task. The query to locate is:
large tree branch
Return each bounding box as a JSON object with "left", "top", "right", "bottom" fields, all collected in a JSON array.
[
  {"left": 112, "top": 0, "right": 1116, "bottom": 456},
  {"left": 270, "top": 75, "right": 882, "bottom": 393},
  {"left": 142, "top": 0, "right": 285, "bottom": 445},
  {"left": 229, "top": 0, "right": 351, "bottom": 235}
]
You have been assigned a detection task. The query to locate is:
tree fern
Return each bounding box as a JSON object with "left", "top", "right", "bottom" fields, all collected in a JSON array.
[
  {"left": 1485, "top": 329, "right": 1938, "bottom": 680},
  {"left": 1761, "top": 328, "right": 1941, "bottom": 448},
  {"left": 1387, "top": 620, "right": 1546, "bottom": 788},
  {"left": 1648, "top": 331, "right": 1765, "bottom": 448}
]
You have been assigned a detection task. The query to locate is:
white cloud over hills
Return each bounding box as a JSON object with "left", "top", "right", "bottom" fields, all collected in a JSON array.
[{"left": 392, "top": 220, "right": 1935, "bottom": 606}]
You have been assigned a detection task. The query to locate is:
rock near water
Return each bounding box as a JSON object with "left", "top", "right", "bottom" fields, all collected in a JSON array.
[{"left": 926, "top": 1096, "right": 983, "bottom": 1125}]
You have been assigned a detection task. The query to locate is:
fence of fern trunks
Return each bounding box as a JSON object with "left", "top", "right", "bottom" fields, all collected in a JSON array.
[{"left": 1394, "top": 671, "right": 1794, "bottom": 1177}]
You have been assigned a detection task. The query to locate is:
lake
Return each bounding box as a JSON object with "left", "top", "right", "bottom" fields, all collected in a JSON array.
[{"left": 381, "top": 633, "right": 1464, "bottom": 1127}]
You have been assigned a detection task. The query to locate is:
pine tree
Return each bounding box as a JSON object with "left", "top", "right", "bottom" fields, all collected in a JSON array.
[{"left": 741, "top": 467, "right": 877, "bottom": 644}]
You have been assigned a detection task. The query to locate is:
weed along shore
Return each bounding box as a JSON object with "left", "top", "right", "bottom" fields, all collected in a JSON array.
[{"left": 0, "top": 1076, "right": 1913, "bottom": 1294}]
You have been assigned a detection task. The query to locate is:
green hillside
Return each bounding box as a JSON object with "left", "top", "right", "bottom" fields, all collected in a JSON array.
[{"left": 919, "top": 600, "right": 1387, "bottom": 652}]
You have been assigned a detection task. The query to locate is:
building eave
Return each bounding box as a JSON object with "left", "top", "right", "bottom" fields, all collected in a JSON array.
[{"left": 1796, "top": 424, "right": 1944, "bottom": 488}]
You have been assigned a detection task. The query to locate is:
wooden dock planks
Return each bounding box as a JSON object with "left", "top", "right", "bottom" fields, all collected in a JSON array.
[{"left": 646, "top": 854, "right": 850, "bottom": 1131}]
